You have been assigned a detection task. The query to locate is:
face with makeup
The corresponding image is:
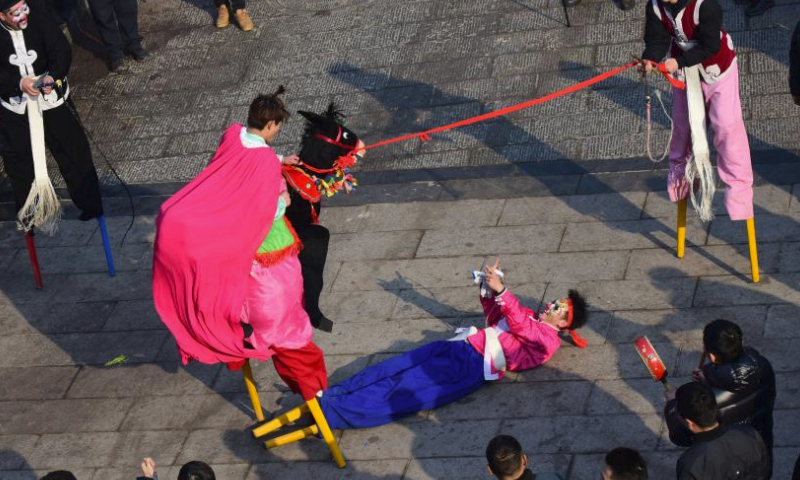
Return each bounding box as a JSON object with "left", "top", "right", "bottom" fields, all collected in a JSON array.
[
  {"left": 0, "top": 1, "right": 30, "bottom": 30},
  {"left": 539, "top": 298, "right": 570, "bottom": 328}
]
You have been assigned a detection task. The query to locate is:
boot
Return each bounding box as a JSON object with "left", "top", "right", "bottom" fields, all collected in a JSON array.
[
  {"left": 235, "top": 9, "right": 254, "bottom": 31},
  {"left": 216, "top": 4, "right": 230, "bottom": 29}
]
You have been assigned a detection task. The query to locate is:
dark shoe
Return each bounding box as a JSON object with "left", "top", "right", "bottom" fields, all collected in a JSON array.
[
  {"left": 310, "top": 315, "right": 334, "bottom": 333},
  {"left": 109, "top": 56, "right": 122, "bottom": 72},
  {"left": 620, "top": 0, "right": 635, "bottom": 9},
  {"left": 734, "top": 0, "right": 748, "bottom": 5},
  {"left": 563, "top": 0, "right": 581, "bottom": 6},
  {"left": 79, "top": 211, "right": 100, "bottom": 221},
  {"left": 745, "top": 0, "right": 773, "bottom": 16},
  {"left": 128, "top": 48, "right": 148, "bottom": 61}
]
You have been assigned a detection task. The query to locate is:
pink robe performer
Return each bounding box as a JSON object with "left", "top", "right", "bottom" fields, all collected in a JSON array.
[{"left": 153, "top": 123, "right": 286, "bottom": 365}]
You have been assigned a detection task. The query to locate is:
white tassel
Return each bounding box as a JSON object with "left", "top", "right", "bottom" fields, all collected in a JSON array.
[
  {"left": 683, "top": 65, "right": 715, "bottom": 222},
  {"left": 17, "top": 92, "right": 61, "bottom": 233}
]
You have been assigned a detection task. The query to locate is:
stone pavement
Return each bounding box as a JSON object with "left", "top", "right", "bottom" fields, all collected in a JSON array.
[
  {"left": 1, "top": 178, "right": 800, "bottom": 480},
  {"left": 1, "top": 0, "right": 800, "bottom": 478}
]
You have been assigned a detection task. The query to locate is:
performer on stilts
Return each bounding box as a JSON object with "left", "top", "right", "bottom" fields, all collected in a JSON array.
[
  {"left": 153, "top": 87, "right": 326, "bottom": 401},
  {"left": 0, "top": 0, "right": 103, "bottom": 232},
  {"left": 640, "top": 0, "right": 753, "bottom": 223},
  {"left": 318, "top": 259, "right": 589, "bottom": 430}
]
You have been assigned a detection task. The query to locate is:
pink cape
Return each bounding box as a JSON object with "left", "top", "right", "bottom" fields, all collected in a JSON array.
[{"left": 152, "top": 124, "right": 282, "bottom": 365}]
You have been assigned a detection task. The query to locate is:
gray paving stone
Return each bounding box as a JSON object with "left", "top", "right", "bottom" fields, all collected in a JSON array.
[
  {"left": 544, "top": 277, "right": 697, "bottom": 312},
  {"left": 674, "top": 338, "right": 798, "bottom": 376},
  {"left": 0, "top": 398, "right": 134, "bottom": 434},
  {"left": 0, "top": 301, "right": 115, "bottom": 335},
  {"left": 642, "top": 184, "right": 797, "bottom": 220},
  {"left": 499, "top": 193, "right": 647, "bottom": 226},
  {"left": 0, "top": 434, "right": 39, "bottom": 469},
  {"left": 776, "top": 372, "right": 800, "bottom": 409},
  {"left": 333, "top": 252, "right": 630, "bottom": 292},
  {"left": 693, "top": 273, "right": 800, "bottom": 307},
  {"left": 604, "top": 306, "right": 767, "bottom": 345},
  {"left": 27, "top": 430, "right": 188, "bottom": 469},
  {"left": 103, "top": 300, "right": 164, "bottom": 331},
  {"left": 0, "top": 367, "right": 79, "bottom": 401},
  {"left": 502, "top": 413, "right": 663, "bottom": 454},
  {"left": 328, "top": 231, "right": 422, "bottom": 262},
  {"left": 626, "top": 243, "right": 782, "bottom": 279},
  {"left": 559, "top": 217, "right": 709, "bottom": 253},
  {"left": 391, "top": 286, "right": 489, "bottom": 320},
  {"left": 587, "top": 378, "right": 690, "bottom": 416},
  {"left": 340, "top": 419, "right": 500, "bottom": 460},
  {"left": 405, "top": 455, "right": 571, "bottom": 480},
  {"left": 318, "top": 206, "right": 369, "bottom": 234},
  {"left": 765, "top": 304, "right": 800, "bottom": 338},
  {"left": 416, "top": 224, "right": 565, "bottom": 257},
  {"left": 0, "top": 220, "right": 96, "bottom": 249},
  {"left": 88, "top": 215, "right": 158, "bottom": 246},
  {"left": 314, "top": 318, "right": 458, "bottom": 356},
  {"left": 120, "top": 393, "right": 275, "bottom": 431},
  {"left": 707, "top": 212, "right": 800, "bottom": 245},
  {"left": 318, "top": 290, "right": 399, "bottom": 324},
  {"left": 432, "top": 381, "right": 592, "bottom": 421},
  {"left": 67, "top": 362, "right": 220, "bottom": 398},
  {"left": 773, "top": 447, "right": 800, "bottom": 480},
  {"left": 778, "top": 241, "right": 800, "bottom": 272},
  {"left": 359, "top": 200, "right": 504, "bottom": 232},
  {"left": 59, "top": 270, "right": 154, "bottom": 302},
  {"left": 774, "top": 409, "right": 800, "bottom": 447},
  {"left": 5, "top": 244, "right": 151, "bottom": 275}
]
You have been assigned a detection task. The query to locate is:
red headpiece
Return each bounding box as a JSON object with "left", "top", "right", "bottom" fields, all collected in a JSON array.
[{"left": 565, "top": 298, "right": 587, "bottom": 349}]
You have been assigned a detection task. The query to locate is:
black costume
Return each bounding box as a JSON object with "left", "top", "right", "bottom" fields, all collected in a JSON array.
[
  {"left": 0, "top": 9, "right": 102, "bottom": 220},
  {"left": 676, "top": 424, "right": 769, "bottom": 480},
  {"left": 86, "top": 0, "right": 144, "bottom": 65},
  {"left": 665, "top": 347, "right": 775, "bottom": 476},
  {"left": 791, "top": 20, "right": 800, "bottom": 105}
]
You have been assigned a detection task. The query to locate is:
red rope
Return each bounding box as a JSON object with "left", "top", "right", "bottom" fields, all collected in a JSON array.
[{"left": 360, "top": 61, "right": 684, "bottom": 152}]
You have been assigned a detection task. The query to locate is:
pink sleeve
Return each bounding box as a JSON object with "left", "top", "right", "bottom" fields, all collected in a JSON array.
[
  {"left": 480, "top": 293, "right": 502, "bottom": 327},
  {"left": 495, "top": 290, "right": 550, "bottom": 345}
]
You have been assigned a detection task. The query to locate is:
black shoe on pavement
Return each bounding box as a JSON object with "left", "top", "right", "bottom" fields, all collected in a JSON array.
[
  {"left": 620, "top": 0, "right": 635, "bottom": 10},
  {"left": 564, "top": 0, "right": 581, "bottom": 7},
  {"left": 109, "top": 56, "right": 122, "bottom": 72},
  {"left": 745, "top": 0, "right": 773, "bottom": 15},
  {"left": 128, "top": 47, "right": 149, "bottom": 61}
]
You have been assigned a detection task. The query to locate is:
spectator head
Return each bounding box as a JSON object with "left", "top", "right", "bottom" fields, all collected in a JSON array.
[
  {"left": 178, "top": 461, "right": 216, "bottom": 480},
  {"left": 602, "top": 447, "right": 648, "bottom": 480},
  {"left": 676, "top": 382, "right": 719, "bottom": 432},
  {"left": 247, "top": 85, "right": 290, "bottom": 141},
  {"left": 703, "top": 319, "right": 743, "bottom": 364},
  {"left": 486, "top": 435, "right": 527, "bottom": 480},
  {"left": 40, "top": 472, "right": 78, "bottom": 480}
]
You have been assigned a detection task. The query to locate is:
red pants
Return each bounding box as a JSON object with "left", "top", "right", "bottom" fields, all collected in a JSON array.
[{"left": 272, "top": 342, "right": 328, "bottom": 400}]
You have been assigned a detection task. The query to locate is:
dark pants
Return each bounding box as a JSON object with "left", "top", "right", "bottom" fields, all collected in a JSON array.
[
  {"left": 214, "top": 0, "right": 245, "bottom": 12},
  {"left": 86, "top": 0, "right": 142, "bottom": 60},
  {"left": 297, "top": 224, "right": 330, "bottom": 329},
  {"left": 0, "top": 103, "right": 103, "bottom": 219}
]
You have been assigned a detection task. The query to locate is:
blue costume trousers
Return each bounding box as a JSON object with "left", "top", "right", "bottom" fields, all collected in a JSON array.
[{"left": 319, "top": 340, "right": 485, "bottom": 430}]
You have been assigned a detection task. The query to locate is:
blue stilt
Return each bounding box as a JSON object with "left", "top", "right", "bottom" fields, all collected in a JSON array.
[{"left": 98, "top": 216, "right": 116, "bottom": 276}]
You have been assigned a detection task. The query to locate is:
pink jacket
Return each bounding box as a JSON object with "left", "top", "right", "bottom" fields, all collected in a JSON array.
[{"left": 467, "top": 290, "right": 562, "bottom": 379}]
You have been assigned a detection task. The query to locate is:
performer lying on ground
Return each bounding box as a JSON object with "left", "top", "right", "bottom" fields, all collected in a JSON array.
[
  {"left": 153, "top": 87, "right": 326, "bottom": 400},
  {"left": 319, "top": 259, "right": 588, "bottom": 429}
]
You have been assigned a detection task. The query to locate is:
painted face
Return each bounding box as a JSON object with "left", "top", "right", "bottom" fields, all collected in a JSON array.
[
  {"left": 540, "top": 298, "right": 569, "bottom": 324},
  {"left": 3, "top": 1, "right": 29, "bottom": 29}
]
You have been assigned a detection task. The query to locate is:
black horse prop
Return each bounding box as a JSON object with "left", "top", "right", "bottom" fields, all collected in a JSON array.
[{"left": 283, "top": 103, "right": 364, "bottom": 332}]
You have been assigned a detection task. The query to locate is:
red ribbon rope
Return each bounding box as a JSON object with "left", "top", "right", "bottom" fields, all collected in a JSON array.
[{"left": 360, "top": 61, "right": 684, "bottom": 152}]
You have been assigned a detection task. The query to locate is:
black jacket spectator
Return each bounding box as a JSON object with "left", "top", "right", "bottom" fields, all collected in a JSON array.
[
  {"left": 791, "top": 20, "right": 800, "bottom": 104},
  {"left": 677, "top": 424, "right": 769, "bottom": 480},
  {"left": 666, "top": 346, "right": 775, "bottom": 450}
]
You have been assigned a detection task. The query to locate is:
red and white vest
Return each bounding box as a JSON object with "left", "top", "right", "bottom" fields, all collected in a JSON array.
[{"left": 651, "top": 0, "right": 736, "bottom": 84}]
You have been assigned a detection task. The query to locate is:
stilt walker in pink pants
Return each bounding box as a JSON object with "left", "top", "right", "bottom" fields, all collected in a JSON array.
[{"left": 641, "top": 0, "right": 760, "bottom": 282}]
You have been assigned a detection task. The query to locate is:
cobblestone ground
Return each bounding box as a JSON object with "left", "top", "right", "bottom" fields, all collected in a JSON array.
[{"left": 1, "top": 0, "right": 800, "bottom": 479}]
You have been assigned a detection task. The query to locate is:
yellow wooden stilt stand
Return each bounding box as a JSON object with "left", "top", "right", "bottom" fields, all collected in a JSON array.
[
  {"left": 746, "top": 218, "right": 760, "bottom": 283},
  {"left": 676, "top": 198, "right": 687, "bottom": 259},
  {"left": 252, "top": 397, "right": 346, "bottom": 468},
  {"left": 242, "top": 360, "right": 265, "bottom": 422}
]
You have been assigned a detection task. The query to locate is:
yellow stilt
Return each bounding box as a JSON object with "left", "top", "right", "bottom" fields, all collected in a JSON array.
[
  {"left": 265, "top": 425, "right": 319, "bottom": 448},
  {"left": 307, "top": 397, "right": 346, "bottom": 468},
  {"left": 242, "top": 360, "right": 265, "bottom": 422},
  {"left": 252, "top": 403, "right": 309, "bottom": 438},
  {"left": 251, "top": 398, "right": 346, "bottom": 468},
  {"left": 746, "top": 218, "right": 760, "bottom": 283},
  {"left": 676, "top": 198, "right": 687, "bottom": 259}
]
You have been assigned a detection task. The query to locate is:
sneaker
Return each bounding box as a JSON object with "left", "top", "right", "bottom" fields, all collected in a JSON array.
[
  {"left": 109, "top": 56, "right": 122, "bottom": 72},
  {"left": 216, "top": 4, "right": 230, "bottom": 28},
  {"left": 235, "top": 9, "right": 254, "bottom": 31}
]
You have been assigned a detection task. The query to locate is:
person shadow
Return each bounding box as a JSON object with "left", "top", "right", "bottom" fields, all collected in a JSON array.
[{"left": 0, "top": 450, "right": 37, "bottom": 480}]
